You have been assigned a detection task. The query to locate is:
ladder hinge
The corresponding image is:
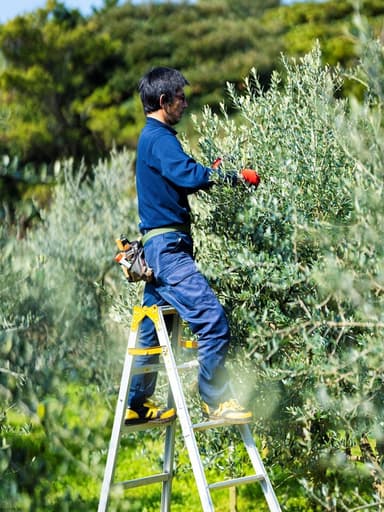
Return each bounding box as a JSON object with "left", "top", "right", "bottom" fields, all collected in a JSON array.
[{"left": 131, "top": 305, "right": 161, "bottom": 331}]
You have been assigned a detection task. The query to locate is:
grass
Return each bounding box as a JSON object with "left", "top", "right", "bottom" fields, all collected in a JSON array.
[{"left": 1, "top": 382, "right": 280, "bottom": 511}]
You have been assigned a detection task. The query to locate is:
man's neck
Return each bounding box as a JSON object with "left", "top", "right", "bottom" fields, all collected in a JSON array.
[{"left": 147, "top": 111, "right": 167, "bottom": 125}]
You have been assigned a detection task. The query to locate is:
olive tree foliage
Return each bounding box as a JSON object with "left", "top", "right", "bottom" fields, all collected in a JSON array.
[
  {"left": 188, "top": 38, "right": 384, "bottom": 508},
  {"left": 0, "top": 151, "right": 140, "bottom": 390},
  {"left": 0, "top": 150, "right": 140, "bottom": 508}
]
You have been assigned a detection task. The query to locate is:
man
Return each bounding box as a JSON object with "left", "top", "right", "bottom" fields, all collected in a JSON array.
[{"left": 125, "top": 67, "right": 259, "bottom": 425}]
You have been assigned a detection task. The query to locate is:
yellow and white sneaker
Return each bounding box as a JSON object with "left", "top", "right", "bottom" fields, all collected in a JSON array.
[
  {"left": 202, "top": 398, "right": 252, "bottom": 424},
  {"left": 125, "top": 400, "right": 176, "bottom": 425}
]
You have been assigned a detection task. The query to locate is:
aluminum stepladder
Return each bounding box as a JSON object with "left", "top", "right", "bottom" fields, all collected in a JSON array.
[{"left": 98, "top": 304, "right": 281, "bottom": 512}]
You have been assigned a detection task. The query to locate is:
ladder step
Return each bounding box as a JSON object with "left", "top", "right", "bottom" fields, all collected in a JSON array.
[
  {"left": 159, "top": 306, "right": 177, "bottom": 315},
  {"left": 180, "top": 339, "right": 198, "bottom": 349},
  {"left": 124, "top": 417, "right": 176, "bottom": 433},
  {"left": 193, "top": 419, "right": 233, "bottom": 431},
  {"left": 177, "top": 359, "right": 199, "bottom": 370},
  {"left": 124, "top": 416, "right": 236, "bottom": 433},
  {"left": 115, "top": 472, "right": 171, "bottom": 489},
  {"left": 131, "top": 363, "right": 164, "bottom": 375},
  {"left": 128, "top": 347, "right": 162, "bottom": 356},
  {"left": 129, "top": 342, "right": 198, "bottom": 355},
  {"left": 208, "top": 474, "right": 265, "bottom": 490},
  {"left": 131, "top": 359, "right": 198, "bottom": 375},
  {"left": 193, "top": 419, "right": 252, "bottom": 431}
]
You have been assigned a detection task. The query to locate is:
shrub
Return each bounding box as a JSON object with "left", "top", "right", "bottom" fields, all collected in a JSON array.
[
  {"left": 0, "top": 149, "right": 142, "bottom": 508},
  {"left": 189, "top": 39, "right": 384, "bottom": 508}
]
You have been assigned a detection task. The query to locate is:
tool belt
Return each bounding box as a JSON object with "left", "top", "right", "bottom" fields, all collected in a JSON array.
[
  {"left": 115, "top": 226, "right": 190, "bottom": 283},
  {"left": 142, "top": 224, "right": 190, "bottom": 245},
  {"left": 115, "top": 236, "right": 153, "bottom": 283}
]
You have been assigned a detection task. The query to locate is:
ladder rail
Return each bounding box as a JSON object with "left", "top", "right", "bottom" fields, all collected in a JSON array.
[
  {"left": 238, "top": 424, "right": 281, "bottom": 512},
  {"left": 130, "top": 358, "right": 199, "bottom": 375},
  {"left": 160, "top": 312, "right": 180, "bottom": 512},
  {"left": 156, "top": 306, "right": 216, "bottom": 511},
  {"left": 98, "top": 325, "right": 139, "bottom": 512}
]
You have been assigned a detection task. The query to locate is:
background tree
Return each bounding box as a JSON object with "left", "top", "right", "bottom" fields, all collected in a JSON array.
[
  {"left": 2, "top": 0, "right": 383, "bottom": 173},
  {"left": 0, "top": 1, "right": 122, "bottom": 165}
]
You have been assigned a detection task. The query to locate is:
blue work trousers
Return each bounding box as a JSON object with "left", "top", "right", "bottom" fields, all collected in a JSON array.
[{"left": 128, "top": 231, "right": 231, "bottom": 409}]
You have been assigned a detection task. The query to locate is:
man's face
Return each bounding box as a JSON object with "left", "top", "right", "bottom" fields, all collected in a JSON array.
[{"left": 162, "top": 89, "right": 188, "bottom": 126}]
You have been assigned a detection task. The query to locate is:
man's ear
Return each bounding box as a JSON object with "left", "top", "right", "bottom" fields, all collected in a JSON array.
[{"left": 160, "top": 93, "right": 170, "bottom": 107}]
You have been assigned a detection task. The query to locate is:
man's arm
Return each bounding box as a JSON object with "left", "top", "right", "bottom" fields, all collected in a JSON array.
[{"left": 153, "top": 134, "right": 212, "bottom": 190}]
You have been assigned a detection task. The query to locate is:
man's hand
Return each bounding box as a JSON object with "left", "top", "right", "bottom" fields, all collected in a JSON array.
[
  {"left": 240, "top": 168, "right": 260, "bottom": 188},
  {"left": 210, "top": 159, "right": 260, "bottom": 188}
]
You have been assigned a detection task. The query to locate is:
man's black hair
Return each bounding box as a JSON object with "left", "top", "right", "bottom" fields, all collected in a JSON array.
[{"left": 139, "top": 67, "right": 189, "bottom": 114}]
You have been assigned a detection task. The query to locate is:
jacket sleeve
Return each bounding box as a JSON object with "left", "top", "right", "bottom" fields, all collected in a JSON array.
[{"left": 152, "top": 133, "right": 213, "bottom": 191}]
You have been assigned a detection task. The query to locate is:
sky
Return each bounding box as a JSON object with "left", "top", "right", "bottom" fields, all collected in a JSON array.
[
  {"left": 0, "top": 0, "right": 108, "bottom": 23},
  {"left": 0, "top": 0, "right": 297, "bottom": 24}
]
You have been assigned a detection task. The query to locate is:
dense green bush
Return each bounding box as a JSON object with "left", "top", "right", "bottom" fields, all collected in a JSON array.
[
  {"left": 189, "top": 32, "right": 384, "bottom": 510},
  {"left": 0, "top": 150, "right": 142, "bottom": 508}
]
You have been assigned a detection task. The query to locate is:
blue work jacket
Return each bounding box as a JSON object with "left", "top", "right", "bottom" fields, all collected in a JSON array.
[{"left": 136, "top": 117, "right": 214, "bottom": 233}]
